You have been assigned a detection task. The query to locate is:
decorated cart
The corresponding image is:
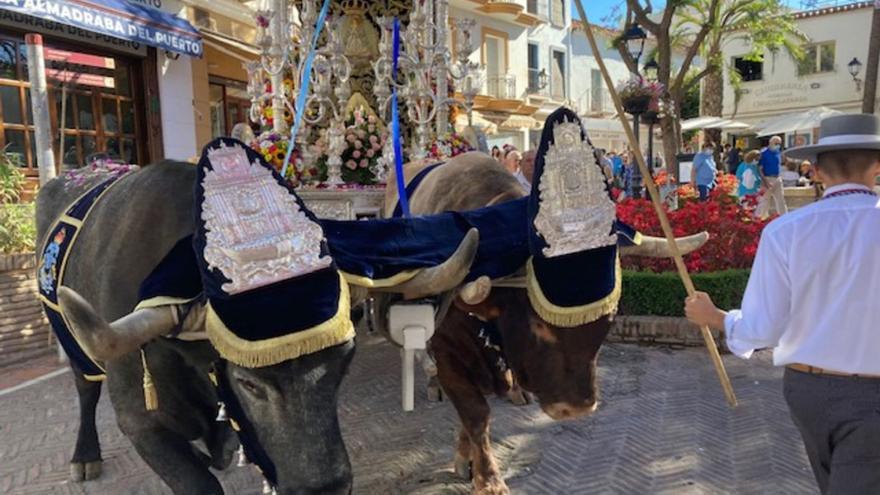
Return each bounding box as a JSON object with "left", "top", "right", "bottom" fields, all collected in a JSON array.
[{"left": 241, "top": 0, "right": 486, "bottom": 220}]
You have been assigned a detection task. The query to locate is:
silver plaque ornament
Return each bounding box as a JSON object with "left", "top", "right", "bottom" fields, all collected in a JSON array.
[
  {"left": 201, "top": 142, "right": 332, "bottom": 295},
  {"left": 533, "top": 119, "right": 617, "bottom": 257}
]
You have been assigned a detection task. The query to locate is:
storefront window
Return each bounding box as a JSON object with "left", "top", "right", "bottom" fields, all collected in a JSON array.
[
  {"left": 209, "top": 83, "right": 225, "bottom": 139},
  {"left": 0, "top": 35, "right": 145, "bottom": 173},
  {"left": 0, "top": 41, "right": 16, "bottom": 80},
  {"left": 209, "top": 79, "right": 253, "bottom": 139}
]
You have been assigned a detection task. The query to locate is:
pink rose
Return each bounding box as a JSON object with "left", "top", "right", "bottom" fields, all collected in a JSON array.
[
  {"left": 346, "top": 160, "right": 357, "bottom": 170},
  {"left": 369, "top": 135, "right": 378, "bottom": 144},
  {"left": 366, "top": 149, "right": 375, "bottom": 158},
  {"left": 352, "top": 150, "right": 361, "bottom": 159},
  {"left": 354, "top": 140, "right": 363, "bottom": 149},
  {"left": 357, "top": 129, "right": 366, "bottom": 139},
  {"left": 359, "top": 159, "right": 368, "bottom": 168},
  {"left": 372, "top": 142, "right": 383, "bottom": 152}
]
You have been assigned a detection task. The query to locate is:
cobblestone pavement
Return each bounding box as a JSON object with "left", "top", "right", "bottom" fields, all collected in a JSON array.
[{"left": 0, "top": 335, "right": 817, "bottom": 494}]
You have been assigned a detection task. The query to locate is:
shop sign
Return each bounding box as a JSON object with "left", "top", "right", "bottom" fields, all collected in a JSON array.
[
  {"left": 0, "top": 0, "right": 202, "bottom": 58},
  {"left": 0, "top": 8, "right": 146, "bottom": 56},
  {"left": 45, "top": 47, "right": 116, "bottom": 68},
  {"left": 45, "top": 67, "right": 115, "bottom": 88},
  {"left": 748, "top": 82, "right": 809, "bottom": 110}
]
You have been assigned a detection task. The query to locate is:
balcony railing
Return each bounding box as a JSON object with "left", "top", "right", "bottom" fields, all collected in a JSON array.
[{"left": 486, "top": 73, "right": 517, "bottom": 99}]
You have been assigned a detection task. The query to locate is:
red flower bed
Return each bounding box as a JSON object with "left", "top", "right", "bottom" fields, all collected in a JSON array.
[{"left": 617, "top": 185, "right": 774, "bottom": 273}]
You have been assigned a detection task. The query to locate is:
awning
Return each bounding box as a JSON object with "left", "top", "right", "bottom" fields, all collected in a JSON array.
[
  {"left": 0, "top": 0, "right": 203, "bottom": 57},
  {"left": 201, "top": 29, "right": 259, "bottom": 62},
  {"left": 754, "top": 107, "right": 843, "bottom": 137},
  {"left": 680, "top": 116, "right": 752, "bottom": 132}
]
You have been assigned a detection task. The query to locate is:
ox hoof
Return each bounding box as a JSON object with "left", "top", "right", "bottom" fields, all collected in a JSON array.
[
  {"left": 69, "top": 461, "right": 102, "bottom": 482},
  {"left": 473, "top": 476, "right": 509, "bottom": 495},
  {"left": 426, "top": 383, "right": 443, "bottom": 403},
  {"left": 506, "top": 387, "right": 529, "bottom": 406},
  {"left": 453, "top": 456, "right": 472, "bottom": 481}
]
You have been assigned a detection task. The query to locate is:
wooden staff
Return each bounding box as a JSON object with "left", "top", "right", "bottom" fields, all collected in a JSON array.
[{"left": 572, "top": 0, "right": 737, "bottom": 407}]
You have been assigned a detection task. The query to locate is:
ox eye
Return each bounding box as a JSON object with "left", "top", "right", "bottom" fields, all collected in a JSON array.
[{"left": 235, "top": 376, "right": 269, "bottom": 401}]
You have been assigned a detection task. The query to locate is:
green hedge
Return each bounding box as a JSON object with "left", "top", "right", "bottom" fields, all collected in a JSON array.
[{"left": 620, "top": 269, "right": 750, "bottom": 317}]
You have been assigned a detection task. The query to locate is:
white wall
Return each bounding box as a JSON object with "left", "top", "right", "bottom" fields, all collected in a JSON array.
[
  {"left": 158, "top": 53, "right": 199, "bottom": 160},
  {"left": 721, "top": 6, "right": 876, "bottom": 124},
  {"left": 569, "top": 28, "right": 633, "bottom": 114}
]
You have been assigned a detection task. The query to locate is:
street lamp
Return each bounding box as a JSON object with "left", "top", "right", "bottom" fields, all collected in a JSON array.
[
  {"left": 643, "top": 58, "right": 659, "bottom": 83},
  {"left": 848, "top": 57, "right": 863, "bottom": 91},
  {"left": 538, "top": 68, "right": 549, "bottom": 90},
  {"left": 622, "top": 23, "right": 647, "bottom": 63}
]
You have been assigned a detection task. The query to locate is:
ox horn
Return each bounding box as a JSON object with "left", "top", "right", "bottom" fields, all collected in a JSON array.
[
  {"left": 57, "top": 287, "right": 204, "bottom": 362},
  {"left": 459, "top": 275, "right": 492, "bottom": 305},
  {"left": 620, "top": 232, "right": 709, "bottom": 258},
  {"left": 380, "top": 228, "right": 480, "bottom": 300}
]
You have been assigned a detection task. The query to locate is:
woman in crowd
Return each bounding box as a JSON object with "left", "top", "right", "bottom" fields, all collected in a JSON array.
[{"left": 691, "top": 142, "right": 718, "bottom": 201}]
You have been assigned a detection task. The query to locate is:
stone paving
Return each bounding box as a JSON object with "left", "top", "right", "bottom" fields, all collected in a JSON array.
[{"left": 0, "top": 335, "right": 817, "bottom": 494}]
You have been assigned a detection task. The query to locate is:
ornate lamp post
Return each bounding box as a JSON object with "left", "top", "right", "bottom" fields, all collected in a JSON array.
[
  {"left": 643, "top": 58, "right": 659, "bottom": 172},
  {"left": 620, "top": 23, "right": 648, "bottom": 199}
]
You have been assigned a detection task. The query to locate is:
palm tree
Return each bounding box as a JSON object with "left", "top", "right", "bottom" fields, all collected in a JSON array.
[{"left": 675, "top": 0, "right": 803, "bottom": 148}]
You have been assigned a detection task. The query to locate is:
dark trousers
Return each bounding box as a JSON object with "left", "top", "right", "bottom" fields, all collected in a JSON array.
[
  {"left": 784, "top": 368, "right": 880, "bottom": 494},
  {"left": 697, "top": 184, "right": 712, "bottom": 201}
]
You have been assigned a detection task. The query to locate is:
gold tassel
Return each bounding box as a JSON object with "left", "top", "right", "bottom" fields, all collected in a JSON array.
[{"left": 141, "top": 348, "right": 158, "bottom": 411}]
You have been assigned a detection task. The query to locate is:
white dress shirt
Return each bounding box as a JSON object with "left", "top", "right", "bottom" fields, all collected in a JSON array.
[{"left": 724, "top": 183, "right": 880, "bottom": 373}]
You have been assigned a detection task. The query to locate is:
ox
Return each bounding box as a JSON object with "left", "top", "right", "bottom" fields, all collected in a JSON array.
[
  {"left": 36, "top": 160, "right": 476, "bottom": 494},
  {"left": 384, "top": 151, "right": 707, "bottom": 495}
]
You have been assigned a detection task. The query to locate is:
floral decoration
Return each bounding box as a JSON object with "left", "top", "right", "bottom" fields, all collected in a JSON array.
[
  {"left": 250, "top": 131, "right": 314, "bottom": 186},
  {"left": 426, "top": 131, "right": 474, "bottom": 161},
  {"left": 331, "top": 109, "right": 388, "bottom": 185},
  {"left": 63, "top": 160, "right": 138, "bottom": 188}
]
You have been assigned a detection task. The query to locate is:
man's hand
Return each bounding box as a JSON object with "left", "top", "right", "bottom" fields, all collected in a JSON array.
[{"left": 685, "top": 292, "right": 727, "bottom": 330}]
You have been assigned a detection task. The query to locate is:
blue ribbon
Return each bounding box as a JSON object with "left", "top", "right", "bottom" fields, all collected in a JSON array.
[
  {"left": 280, "top": 0, "right": 332, "bottom": 179},
  {"left": 391, "top": 17, "right": 410, "bottom": 218}
]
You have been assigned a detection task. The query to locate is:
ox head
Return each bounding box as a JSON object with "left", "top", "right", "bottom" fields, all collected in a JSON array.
[{"left": 456, "top": 233, "right": 707, "bottom": 421}]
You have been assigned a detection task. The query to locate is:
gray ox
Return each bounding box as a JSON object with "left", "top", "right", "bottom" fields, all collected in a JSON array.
[
  {"left": 36, "top": 161, "right": 477, "bottom": 495},
  {"left": 383, "top": 152, "right": 707, "bottom": 495}
]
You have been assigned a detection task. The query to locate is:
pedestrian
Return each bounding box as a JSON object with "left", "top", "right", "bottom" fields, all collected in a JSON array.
[
  {"left": 684, "top": 113, "right": 880, "bottom": 495},
  {"left": 757, "top": 135, "right": 788, "bottom": 217},
  {"left": 491, "top": 145, "right": 501, "bottom": 162},
  {"left": 798, "top": 160, "right": 814, "bottom": 186},
  {"left": 726, "top": 144, "right": 741, "bottom": 174},
  {"left": 691, "top": 142, "right": 718, "bottom": 201},
  {"left": 502, "top": 148, "right": 530, "bottom": 192},
  {"left": 735, "top": 150, "right": 762, "bottom": 199}
]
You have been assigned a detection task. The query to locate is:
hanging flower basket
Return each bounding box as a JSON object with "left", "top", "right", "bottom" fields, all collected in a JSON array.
[{"left": 617, "top": 77, "right": 664, "bottom": 116}]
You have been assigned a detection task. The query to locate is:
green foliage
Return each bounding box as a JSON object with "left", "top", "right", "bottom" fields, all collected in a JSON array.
[
  {"left": 0, "top": 150, "right": 26, "bottom": 204},
  {"left": 680, "top": 70, "right": 702, "bottom": 120},
  {"left": 0, "top": 203, "right": 36, "bottom": 254},
  {"left": 619, "top": 269, "right": 750, "bottom": 316}
]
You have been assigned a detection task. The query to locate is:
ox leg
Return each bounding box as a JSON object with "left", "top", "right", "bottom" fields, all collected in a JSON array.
[
  {"left": 436, "top": 358, "right": 508, "bottom": 495},
  {"left": 70, "top": 366, "right": 103, "bottom": 482},
  {"left": 454, "top": 428, "right": 473, "bottom": 480},
  {"left": 125, "top": 427, "right": 223, "bottom": 494}
]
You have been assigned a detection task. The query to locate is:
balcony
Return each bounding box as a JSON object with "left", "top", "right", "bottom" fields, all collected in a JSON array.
[
  {"left": 475, "top": 74, "right": 539, "bottom": 115},
  {"left": 486, "top": 73, "right": 517, "bottom": 99},
  {"left": 573, "top": 87, "right": 616, "bottom": 117}
]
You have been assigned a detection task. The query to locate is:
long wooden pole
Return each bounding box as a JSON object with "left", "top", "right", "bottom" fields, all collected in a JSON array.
[{"left": 572, "top": 0, "right": 737, "bottom": 407}]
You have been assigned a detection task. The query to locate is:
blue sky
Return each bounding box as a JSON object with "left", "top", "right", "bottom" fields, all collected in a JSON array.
[{"left": 573, "top": 0, "right": 808, "bottom": 27}]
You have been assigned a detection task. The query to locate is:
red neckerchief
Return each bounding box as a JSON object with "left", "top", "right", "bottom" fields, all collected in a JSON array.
[{"left": 821, "top": 188, "right": 878, "bottom": 201}]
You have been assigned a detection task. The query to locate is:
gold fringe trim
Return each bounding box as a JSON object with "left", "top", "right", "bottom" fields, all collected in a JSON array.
[
  {"left": 631, "top": 231, "right": 643, "bottom": 246},
  {"left": 340, "top": 269, "right": 418, "bottom": 288},
  {"left": 205, "top": 272, "right": 355, "bottom": 368},
  {"left": 141, "top": 348, "right": 158, "bottom": 411},
  {"left": 83, "top": 373, "right": 106, "bottom": 382},
  {"left": 526, "top": 256, "right": 621, "bottom": 328},
  {"left": 135, "top": 296, "right": 199, "bottom": 311}
]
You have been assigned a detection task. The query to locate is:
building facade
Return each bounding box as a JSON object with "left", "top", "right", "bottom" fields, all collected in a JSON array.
[{"left": 720, "top": 1, "right": 877, "bottom": 143}]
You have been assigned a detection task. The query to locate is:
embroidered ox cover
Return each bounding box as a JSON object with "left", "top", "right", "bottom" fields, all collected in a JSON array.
[
  {"left": 526, "top": 107, "right": 622, "bottom": 327},
  {"left": 194, "top": 138, "right": 354, "bottom": 368}
]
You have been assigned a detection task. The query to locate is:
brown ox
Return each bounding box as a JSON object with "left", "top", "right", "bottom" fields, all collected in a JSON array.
[{"left": 384, "top": 152, "right": 706, "bottom": 495}]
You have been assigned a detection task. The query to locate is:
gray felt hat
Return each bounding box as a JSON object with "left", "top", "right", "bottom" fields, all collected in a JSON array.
[{"left": 785, "top": 113, "right": 880, "bottom": 161}]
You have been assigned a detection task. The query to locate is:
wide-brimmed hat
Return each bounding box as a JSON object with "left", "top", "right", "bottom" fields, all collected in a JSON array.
[{"left": 785, "top": 113, "right": 880, "bottom": 161}]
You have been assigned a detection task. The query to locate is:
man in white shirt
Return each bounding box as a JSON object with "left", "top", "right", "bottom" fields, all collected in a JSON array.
[{"left": 684, "top": 113, "right": 880, "bottom": 495}]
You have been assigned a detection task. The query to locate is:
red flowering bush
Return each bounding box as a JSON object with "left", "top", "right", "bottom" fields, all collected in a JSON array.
[{"left": 618, "top": 186, "right": 774, "bottom": 273}]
